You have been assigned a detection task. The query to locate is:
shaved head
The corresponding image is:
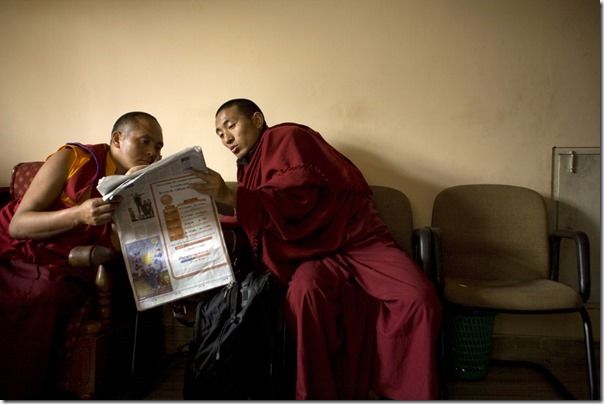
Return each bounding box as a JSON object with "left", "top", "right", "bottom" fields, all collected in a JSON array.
[
  {"left": 215, "top": 99, "right": 267, "bottom": 131},
  {"left": 111, "top": 111, "right": 160, "bottom": 135}
]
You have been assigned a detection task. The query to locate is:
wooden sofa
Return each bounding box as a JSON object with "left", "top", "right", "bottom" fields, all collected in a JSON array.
[{"left": 0, "top": 161, "right": 119, "bottom": 399}]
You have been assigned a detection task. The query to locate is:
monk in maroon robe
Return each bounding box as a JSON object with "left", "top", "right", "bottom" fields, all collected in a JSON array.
[
  {"left": 0, "top": 112, "right": 164, "bottom": 398},
  {"left": 190, "top": 99, "right": 442, "bottom": 400}
]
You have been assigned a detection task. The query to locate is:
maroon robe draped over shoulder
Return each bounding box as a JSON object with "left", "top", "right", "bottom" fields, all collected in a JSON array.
[
  {"left": 0, "top": 143, "right": 114, "bottom": 398},
  {"left": 233, "top": 123, "right": 442, "bottom": 400}
]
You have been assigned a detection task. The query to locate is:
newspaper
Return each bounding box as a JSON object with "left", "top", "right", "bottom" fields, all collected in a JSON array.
[{"left": 97, "top": 146, "right": 235, "bottom": 311}]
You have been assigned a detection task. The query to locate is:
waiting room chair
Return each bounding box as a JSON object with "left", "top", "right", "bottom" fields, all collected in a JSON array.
[
  {"left": 370, "top": 185, "right": 414, "bottom": 253},
  {"left": 1, "top": 161, "right": 119, "bottom": 399},
  {"left": 422, "top": 184, "right": 597, "bottom": 399},
  {"left": 371, "top": 185, "right": 441, "bottom": 282},
  {"left": 215, "top": 183, "right": 430, "bottom": 271}
]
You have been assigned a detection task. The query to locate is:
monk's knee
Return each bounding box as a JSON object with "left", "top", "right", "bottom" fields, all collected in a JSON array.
[
  {"left": 412, "top": 285, "right": 442, "bottom": 330},
  {"left": 286, "top": 261, "right": 341, "bottom": 304}
]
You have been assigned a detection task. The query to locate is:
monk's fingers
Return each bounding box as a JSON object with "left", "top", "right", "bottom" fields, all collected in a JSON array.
[
  {"left": 92, "top": 211, "right": 114, "bottom": 225},
  {"left": 203, "top": 167, "right": 221, "bottom": 177},
  {"left": 190, "top": 167, "right": 223, "bottom": 184},
  {"left": 94, "top": 200, "right": 119, "bottom": 213},
  {"left": 190, "top": 167, "right": 209, "bottom": 179},
  {"left": 188, "top": 182, "right": 211, "bottom": 194}
]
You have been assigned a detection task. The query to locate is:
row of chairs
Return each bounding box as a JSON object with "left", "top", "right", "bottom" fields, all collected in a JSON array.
[
  {"left": 2, "top": 160, "right": 598, "bottom": 399},
  {"left": 1, "top": 161, "right": 120, "bottom": 399}
]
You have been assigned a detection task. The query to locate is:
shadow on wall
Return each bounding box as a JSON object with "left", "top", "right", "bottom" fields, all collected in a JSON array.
[{"left": 336, "top": 143, "right": 443, "bottom": 228}]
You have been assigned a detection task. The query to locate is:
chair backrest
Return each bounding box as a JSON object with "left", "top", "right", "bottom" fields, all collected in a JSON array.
[
  {"left": 432, "top": 184, "right": 550, "bottom": 281},
  {"left": 10, "top": 161, "right": 44, "bottom": 201},
  {"left": 370, "top": 185, "right": 413, "bottom": 254}
]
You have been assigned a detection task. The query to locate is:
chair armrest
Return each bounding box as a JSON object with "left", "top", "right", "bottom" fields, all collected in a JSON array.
[
  {"left": 413, "top": 227, "right": 434, "bottom": 278},
  {"left": 413, "top": 226, "right": 443, "bottom": 295},
  {"left": 549, "top": 229, "right": 590, "bottom": 302},
  {"left": 216, "top": 201, "right": 235, "bottom": 216}
]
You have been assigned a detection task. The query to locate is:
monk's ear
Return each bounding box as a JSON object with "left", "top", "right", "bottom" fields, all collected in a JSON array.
[
  {"left": 251, "top": 112, "right": 265, "bottom": 130},
  {"left": 111, "top": 130, "right": 123, "bottom": 148}
]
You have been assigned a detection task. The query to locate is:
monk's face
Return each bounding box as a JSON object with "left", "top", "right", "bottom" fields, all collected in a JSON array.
[
  {"left": 111, "top": 117, "right": 164, "bottom": 174},
  {"left": 215, "top": 105, "right": 263, "bottom": 159}
]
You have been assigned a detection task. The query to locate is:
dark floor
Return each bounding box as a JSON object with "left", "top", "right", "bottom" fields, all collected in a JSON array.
[{"left": 123, "top": 305, "right": 599, "bottom": 400}]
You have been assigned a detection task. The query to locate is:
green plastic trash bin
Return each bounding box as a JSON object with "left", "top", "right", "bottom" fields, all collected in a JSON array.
[{"left": 447, "top": 310, "right": 496, "bottom": 381}]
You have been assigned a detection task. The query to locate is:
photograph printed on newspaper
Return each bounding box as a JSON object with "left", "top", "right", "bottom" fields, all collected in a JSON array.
[{"left": 97, "top": 146, "right": 234, "bottom": 311}]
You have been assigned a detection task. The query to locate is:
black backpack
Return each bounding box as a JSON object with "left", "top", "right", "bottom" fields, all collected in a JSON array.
[{"left": 182, "top": 267, "right": 294, "bottom": 399}]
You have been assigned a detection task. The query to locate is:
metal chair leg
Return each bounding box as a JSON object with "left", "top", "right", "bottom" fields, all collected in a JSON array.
[
  {"left": 131, "top": 311, "right": 140, "bottom": 378},
  {"left": 580, "top": 307, "right": 598, "bottom": 400}
]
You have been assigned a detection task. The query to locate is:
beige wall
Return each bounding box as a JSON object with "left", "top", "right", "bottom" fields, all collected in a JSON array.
[{"left": 0, "top": 0, "right": 600, "bottom": 228}]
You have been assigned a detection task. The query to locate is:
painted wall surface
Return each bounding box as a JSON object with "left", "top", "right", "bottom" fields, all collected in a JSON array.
[{"left": 0, "top": 0, "right": 600, "bottom": 229}]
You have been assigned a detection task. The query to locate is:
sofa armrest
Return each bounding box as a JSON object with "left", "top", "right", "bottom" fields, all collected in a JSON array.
[
  {"left": 69, "top": 245, "right": 115, "bottom": 267},
  {"left": 68, "top": 245, "right": 115, "bottom": 328}
]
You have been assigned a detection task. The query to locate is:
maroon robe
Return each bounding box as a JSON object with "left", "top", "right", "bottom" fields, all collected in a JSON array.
[
  {"left": 0, "top": 143, "right": 114, "bottom": 398},
  {"left": 234, "top": 123, "right": 442, "bottom": 399}
]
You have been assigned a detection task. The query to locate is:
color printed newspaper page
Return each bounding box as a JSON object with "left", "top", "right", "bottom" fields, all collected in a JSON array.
[{"left": 97, "top": 146, "right": 234, "bottom": 311}]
